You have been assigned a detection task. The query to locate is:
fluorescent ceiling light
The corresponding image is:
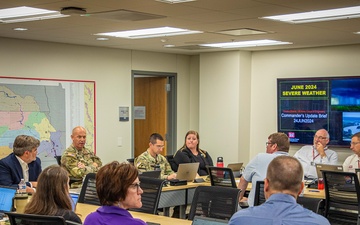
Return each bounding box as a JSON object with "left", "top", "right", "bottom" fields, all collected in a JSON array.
[
  {"left": 355, "top": 31, "right": 360, "bottom": 35},
  {"left": 200, "top": 40, "right": 291, "bottom": 48},
  {"left": 95, "top": 26, "right": 202, "bottom": 39},
  {"left": 0, "top": 6, "right": 68, "bottom": 23},
  {"left": 262, "top": 6, "right": 360, "bottom": 24},
  {"left": 156, "top": 0, "right": 196, "bottom": 4}
]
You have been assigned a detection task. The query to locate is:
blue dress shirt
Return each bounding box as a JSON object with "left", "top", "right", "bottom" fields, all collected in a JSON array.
[{"left": 229, "top": 193, "right": 330, "bottom": 225}]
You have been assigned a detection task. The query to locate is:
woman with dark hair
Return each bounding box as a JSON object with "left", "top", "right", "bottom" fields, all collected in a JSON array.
[
  {"left": 84, "top": 161, "right": 146, "bottom": 225},
  {"left": 174, "top": 130, "right": 213, "bottom": 176},
  {"left": 24, "top": 165, "right": 81, "bottom": 223}
]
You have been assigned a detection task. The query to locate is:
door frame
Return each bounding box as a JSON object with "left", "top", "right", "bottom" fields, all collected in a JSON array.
[{"left": 131, "top": 70, "right": 177, "bottom": 157}]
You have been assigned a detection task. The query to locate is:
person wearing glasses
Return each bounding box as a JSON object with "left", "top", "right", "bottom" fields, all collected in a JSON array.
[
  {"left": 343, "top": 132, "right": 360, "bottom": 172},
  {"left": 237, "top": 132, "right": 290, "bottom": 207},
  {"left": 294, "top": 129, "right": 338, "bottom": 179},
  {"left": 0, "top": 135, "right": 41, "bottom": 193},
  {"left": 229, "top": 156, "right": 330, "bottom": 225},
  {"left": 134, "top": 133, "right": 176, "bottom": 180},
  {"left": 84, "top": 161, "right": 147, "bottom": 225}
]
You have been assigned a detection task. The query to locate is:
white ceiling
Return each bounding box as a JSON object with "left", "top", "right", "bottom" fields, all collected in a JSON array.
[{"left": 1, "top": 0, "right": 360, "bottom": 55}]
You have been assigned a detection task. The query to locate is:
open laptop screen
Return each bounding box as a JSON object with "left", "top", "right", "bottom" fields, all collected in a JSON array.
[
  {"left": 70, "top": 193, "right": 79, "bottom": 211},
  {"left": 0, "top": 187, "right": 17, "bottom": 213},
  {"left": 315, "top": 164, "right": 343, "bottom": 179}
]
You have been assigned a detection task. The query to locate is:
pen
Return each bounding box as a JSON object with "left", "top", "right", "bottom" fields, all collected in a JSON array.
[{"left": 309, "top": 190, "right": 320, "bottom": 192}]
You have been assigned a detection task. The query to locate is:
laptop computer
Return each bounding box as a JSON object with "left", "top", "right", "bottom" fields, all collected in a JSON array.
[
  {"left": 139, "top": 170, "right": 161, "bottom": 179},
  {"left": 176, "top": 162, "right": 200, "bottom": 181},
  {"left": 315, "top": 163, "right": 343, "bottom": 179},
  {"left": 227, "top": 163, "right": 243, "bottom": 178},
  {"left": 0, "top": 186, "right": 17, "bottom": 218},
  {"left": 192, "top": 216, "right": 228, "bottom": 225}
]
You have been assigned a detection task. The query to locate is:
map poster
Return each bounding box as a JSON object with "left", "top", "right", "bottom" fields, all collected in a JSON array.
[{"left": 0, "top": 76, "right": 95, "bottom": 168}]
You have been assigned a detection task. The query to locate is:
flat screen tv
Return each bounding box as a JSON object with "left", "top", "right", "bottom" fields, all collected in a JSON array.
[{"left": 277, "top": 76, "right": 360, "bottom": 146}]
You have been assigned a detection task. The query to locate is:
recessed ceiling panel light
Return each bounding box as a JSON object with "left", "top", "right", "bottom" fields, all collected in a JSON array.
[
  {"left": 0, "top": 6, "right": 68, "bottom": 23},
  {"left": 200, "top": 40, "right": 291, "bottom": 48},
  {"left": 95, "top": 26, "right": 202, "bottom": 39},
  {"left": 262, "top": 6, "right": 360, "bottom": 24},
  {"left": 13, "top": 27, "right": 28, "bottom": 31},
  {"left": 156, "top": 0, "right": 196, "bottom": 4},
  {"left": 355, "top": 31, "right": 360, "bottom": 35}
]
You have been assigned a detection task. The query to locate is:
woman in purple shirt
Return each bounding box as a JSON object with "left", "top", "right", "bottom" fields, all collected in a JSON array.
[{"left": 84, "top": 161, "right": 146, "bottom": 225}]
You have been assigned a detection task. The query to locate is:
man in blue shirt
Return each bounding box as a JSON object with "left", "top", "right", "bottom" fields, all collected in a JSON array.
[
  {"left": 229, "top": 156, "right": 330, "bottom": 225},
  {"left": 237, "top": 132, "right": 289, "bottom": 207}
]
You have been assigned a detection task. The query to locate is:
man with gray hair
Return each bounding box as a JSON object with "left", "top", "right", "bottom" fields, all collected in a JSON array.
[
  {"left": 229, "top": 156, "right": 330, "bottom": 225},
  {"left": 0, "top": 135, "right": 41, "bottom": 193}
]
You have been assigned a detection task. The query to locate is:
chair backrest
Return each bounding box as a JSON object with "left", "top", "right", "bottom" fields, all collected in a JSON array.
[
  {"left": 253, "top": 180, "right": 266, "bottom": 206},
  {"left": 129, "top": 176, "right": 165, "bottom": 214},
  {"left": 126, "top": 158, "right": 135, "bottom": 165},
  {"left": 188, "top": 186, "right": 240, "bottom": 221},
  {"left": 297, "top": 197, "right": 325, "bottom": 215},
  {"left": 165, "top": 155, "right": 178, "bottom": 172},
  {"left": 78, "top": 173, "right": 100, "bottom": 206},
  {"left": 208, "top": 166, "right": 237, "bottom": 188},
  {"left": 322, "top": 170, "right": 360, "bottom": 225},
  {"left": 54, "top": 156, "right": 62, "bottom": 166},
  {"left": 6, "top": 212, "right": 67, "bottom": 225}
]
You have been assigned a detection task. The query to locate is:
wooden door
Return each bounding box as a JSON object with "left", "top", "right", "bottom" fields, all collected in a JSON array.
[{"left": 134, "top": 77, "right": 167, "bottom": 157}]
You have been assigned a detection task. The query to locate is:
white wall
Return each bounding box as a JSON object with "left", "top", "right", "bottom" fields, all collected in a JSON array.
[
  {"left": 0, "top": 37, "right": 195, "bottom": 165},
  {"left": 249, "top": 44, "right": 360, "bottom": 164}
]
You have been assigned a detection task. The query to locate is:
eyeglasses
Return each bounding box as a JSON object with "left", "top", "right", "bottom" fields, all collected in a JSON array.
[
  {"left": 155, "top": 145, "right": 164, "bottom": 149},
  {"left": 314, "top": 135, "right": 327, "bottom": 140},
  {"left": 350, "top": 142, "right": 360, "bottom": 146},
  {"left": 130, "top": 182, "right": 141, "bottom": 192},
  {"left": 266, "top": 142, "right": 273, "bottom": 146}
]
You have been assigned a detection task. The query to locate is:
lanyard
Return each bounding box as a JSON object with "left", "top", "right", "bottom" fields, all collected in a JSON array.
[{"left": 312, "top": 147, "right": 320, "bottom": 161}]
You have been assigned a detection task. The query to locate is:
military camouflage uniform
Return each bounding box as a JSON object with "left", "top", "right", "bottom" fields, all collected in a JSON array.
[
  {"left": 61, "top": 144, "right": 102, "bottom": 188},
  {"left": 135, "top": 149, "right": 174, "bottom": 179}
]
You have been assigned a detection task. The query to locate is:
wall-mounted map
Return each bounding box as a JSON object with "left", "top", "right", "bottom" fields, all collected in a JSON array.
[{"left": 0, "top": 77, "right": 95, "bottom": 168}]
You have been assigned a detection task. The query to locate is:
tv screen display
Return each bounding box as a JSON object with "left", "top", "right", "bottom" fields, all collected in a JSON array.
[{"left": 277, "top": 76, "right": 360, "bottom": 146}]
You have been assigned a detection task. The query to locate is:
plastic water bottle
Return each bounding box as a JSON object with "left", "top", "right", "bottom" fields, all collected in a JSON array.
[{"left": 18, "top": 179, "right": 26, "bottom": 194}]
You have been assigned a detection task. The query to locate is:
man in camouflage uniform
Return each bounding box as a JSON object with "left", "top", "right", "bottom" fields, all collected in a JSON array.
[
  {"left": 135, "top": 133, "right": 176, "bottom": 180},
  {"left": 61, "top": 126, "right": 102, "bottom": 188}
]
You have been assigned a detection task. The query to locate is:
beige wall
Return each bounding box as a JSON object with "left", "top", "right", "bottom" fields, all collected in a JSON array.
[
  {"left": 0, "top": 37, "right": 196, "bottom": 165},
  {"left": 1, "top": 36, "right": 359, "bottom": 167}
]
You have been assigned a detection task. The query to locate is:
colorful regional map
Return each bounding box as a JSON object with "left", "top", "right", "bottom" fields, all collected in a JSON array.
[{"left": 0, "top": 77, "right": 95, "bottom": 168}]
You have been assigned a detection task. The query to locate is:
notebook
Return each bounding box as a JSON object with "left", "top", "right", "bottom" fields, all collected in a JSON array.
[
  {"left": 192, "top": 216, "right": 228, "bottom": 225},
  {"left": 176, "top": 162, "right": 200, "bottom": 181},
  {"left": 315, "top": 164, "right": 343, "bottom": 179},
  {"left": 70, "top": 193, "right": 79, "bottom": 211},
  {"left": 0, "top": 186, "right": 17, "bottom": 214},
  {"left": 139, "top": 170, "right": 161, "bottom": 179},
  {"left": 227, "top": 163, "right": 243, "bottom": 178}
]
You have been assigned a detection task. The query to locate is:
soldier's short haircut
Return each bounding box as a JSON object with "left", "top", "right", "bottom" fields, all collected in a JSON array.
[
  {"left": 149, "top": 133, "right": 164, "bottom": 144},
  {"left": 13, "top": 135, "right": 40, "bottom": 156}
]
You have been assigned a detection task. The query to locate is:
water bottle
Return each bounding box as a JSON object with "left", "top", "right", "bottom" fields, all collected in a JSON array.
[
  {"left": 216, "top": 157, "right": 224, "bottom": 167},
  {"left": 18, "top": 179, "right": 26, "bottom": 194}
]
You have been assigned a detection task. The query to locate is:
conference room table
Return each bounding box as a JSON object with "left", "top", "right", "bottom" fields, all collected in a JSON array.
[{"left": 76, "top": 203, "right": 192, "bottom": 225}]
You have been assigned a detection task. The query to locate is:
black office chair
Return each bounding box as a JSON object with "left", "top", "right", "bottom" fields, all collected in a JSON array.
[
  {"left": 188, "top": 186, "right": 240, "bottom": 221},
  {"left": 129, "top": 176, "right": 165, "bottom": 214},
  {"left": 6, "top": 212, "right": 82, "bottom": 225},
  {"left": 54, "top": 155, "right": 62, "bottom": 166},
  {"left": 253, "top": 180, "right": 266, "bottom": 206},
  {"left": 165, "top": 155, "right": 178, "bottom": 172},
  {"left": 322, "top": 170, "right": 360, "bottom": 225},
  {"left": 126, "top": 158, "right": 135, "bottom": 165},
  {"left": 78, "top": 173, "right": 100, "bottom": 206},
  {"left": 208, "top": 166, "right": 237, "bottom": 188}
]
